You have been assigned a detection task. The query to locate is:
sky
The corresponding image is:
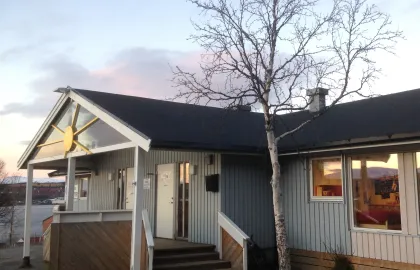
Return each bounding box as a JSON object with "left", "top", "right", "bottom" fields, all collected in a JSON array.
[{"left": 0, "top": 0, "right": 419, "bottom": 178}]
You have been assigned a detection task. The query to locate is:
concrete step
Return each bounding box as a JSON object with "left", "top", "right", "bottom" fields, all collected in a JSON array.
[
  {"left": 153, "top": 260, "right": 231, "bottom": 270},
  {"left": 154, "top": 252, "right": 220, "bottom": 265}
]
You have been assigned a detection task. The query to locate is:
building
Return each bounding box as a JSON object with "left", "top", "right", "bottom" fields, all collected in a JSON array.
[{"left": 18, "top": 87, "right": 420, "bottom": 269}]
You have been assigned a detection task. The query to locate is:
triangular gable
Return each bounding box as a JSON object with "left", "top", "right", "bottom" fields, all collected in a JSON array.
[
  {"left": 18, "top": 88, "right": 151, "bottom": 169},
  {"left": 32, "top": 100, "right": 130, "bottom": 160}
]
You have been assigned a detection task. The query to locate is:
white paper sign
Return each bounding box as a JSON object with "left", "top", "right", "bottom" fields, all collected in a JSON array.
[{"left": 143, "top": 178, "right": 151, "bottom": 189}]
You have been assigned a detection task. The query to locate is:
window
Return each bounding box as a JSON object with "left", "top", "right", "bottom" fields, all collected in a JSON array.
[
  {"left": 350, "top": 153, "right": 401, "bottom": 231},
  {"left": 416, "top": 153, "right": 420, "bottom": 224},
  {"left": 177, "top": 162, "right": 189, "bottom": 238},
  {"left": 80, "top": 177, "right": 89, "bottom": 198},
  {"left": 311, "top": 157, "right": 343, "bottom": 200}
]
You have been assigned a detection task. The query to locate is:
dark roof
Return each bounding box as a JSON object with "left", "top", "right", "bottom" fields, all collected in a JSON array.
[{"left": 74, "top": 88, "right": 420, "bottom": 153}]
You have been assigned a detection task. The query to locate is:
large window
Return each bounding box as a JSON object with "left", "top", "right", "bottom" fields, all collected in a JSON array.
[
  {"left": 350, "top": 153, "right": 401, "bottom": 231},
  {"left": 311, "top": 157, "right": 343, "bottom": 200}
]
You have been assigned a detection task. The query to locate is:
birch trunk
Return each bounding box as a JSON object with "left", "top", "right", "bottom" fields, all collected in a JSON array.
[{"left": 266, "top": 128, "right": 290, "bottom": 270}]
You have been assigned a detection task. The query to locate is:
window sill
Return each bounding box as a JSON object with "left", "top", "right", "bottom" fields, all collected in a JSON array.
[
  {"left": 350, "top": 227, "right": 402, "bottom": 235},
  {"left": 309, "top": 197, "right": 344, "bottom": 203}
]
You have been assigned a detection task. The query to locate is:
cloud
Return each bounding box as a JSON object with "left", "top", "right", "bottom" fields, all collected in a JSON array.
[{"left": 0, "top": 48, "right": 201, "bottom": 118}]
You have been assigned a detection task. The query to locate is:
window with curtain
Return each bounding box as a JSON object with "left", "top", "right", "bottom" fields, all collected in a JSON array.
[{"left": 350, "top": 153, "right": 401, "bottom": 231}]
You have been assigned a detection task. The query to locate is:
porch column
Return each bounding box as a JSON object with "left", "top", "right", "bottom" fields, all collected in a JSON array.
[
  {"left": 130, "top": 146, "right": 145, "bottom": 270},
  {"left": 65, "top": 157, "right": 76, "bottom": 211},
  {"left": 21, "top": 163, "right": 33, "bottom": 268}
]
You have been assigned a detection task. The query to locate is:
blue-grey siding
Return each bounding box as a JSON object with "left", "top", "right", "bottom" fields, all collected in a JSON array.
[
  {"left": 144, "top": 150, "right": 221, "bottom": 245},
  {"left": 221, "top": 154, "right": 276, "bottom": 249},
  {"left": 89, "top": 148, "right": 221, "bottom": 245},
  {"left": 282, "top": 158, "right": 352, "bottom": 254}
]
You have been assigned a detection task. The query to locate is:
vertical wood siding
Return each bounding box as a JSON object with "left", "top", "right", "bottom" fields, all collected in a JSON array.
[
  {"left": 144, "top": 150, "right": 221, "bottom": 245},
  {"left": 89, "top": 148, "right": 134, "bottom": 210},
  {"left": 220, "top": 154, "right": 275, "bottom": 249},
  {"left": 282, "top": 158, "right": 352, "bottom": 254},
  {"left": 89, "top": 148, "right": 221, "bottom": 245}
]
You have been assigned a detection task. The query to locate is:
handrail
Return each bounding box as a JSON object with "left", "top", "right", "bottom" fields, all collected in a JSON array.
[
  {"left": 142, "top": 209, "right": 154, "bottom": 270},
  {"left": 218, "top": 212, "right": 250, "bottom": 270}
]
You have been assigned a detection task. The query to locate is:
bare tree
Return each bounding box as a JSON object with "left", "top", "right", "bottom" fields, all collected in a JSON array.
[
  {"left": 0, "top": 159, "right": 12, "bottom": 221},
  {"left": 0, "top": 160, "right": 22, "bottom": 245},
  {"left": 173, "top": 0, "right": 403, "bottom": 268}
]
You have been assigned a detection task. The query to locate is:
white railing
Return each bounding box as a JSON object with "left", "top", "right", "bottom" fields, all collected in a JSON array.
[
  {"left": 142, "top": 209, "right": 154, "bottom": 270},
  {"left": 218, "top": 212, "right": 250, "bottom": 270},
  {"left": 52, "top": 209, "right": 133, "bottom": 223}
]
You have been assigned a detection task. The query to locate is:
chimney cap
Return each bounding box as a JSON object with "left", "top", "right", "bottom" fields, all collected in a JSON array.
[{"left": 306, "top": 87, "right": 329, "bottom": 96}]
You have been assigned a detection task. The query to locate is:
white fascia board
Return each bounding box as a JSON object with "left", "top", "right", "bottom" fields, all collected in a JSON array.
[
  {"left": 17, "top": 92, "right": 69, "bottom": 169},
  {"left": 68, "top": 91, "right": 151, "bottom": 152}
]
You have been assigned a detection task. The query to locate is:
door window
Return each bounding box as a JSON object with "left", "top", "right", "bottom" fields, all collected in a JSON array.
[{"left": 177, "top": 162, "right": 189, "bottom": 238}]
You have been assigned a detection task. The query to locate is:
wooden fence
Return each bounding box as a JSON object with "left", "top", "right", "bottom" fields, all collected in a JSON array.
[{"left": 49, "top": 221, "right": 132, "bottom": 270}]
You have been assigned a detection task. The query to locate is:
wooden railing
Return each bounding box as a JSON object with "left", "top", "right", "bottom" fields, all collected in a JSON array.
[
  {"left": 218, "top": 212, "right": 250, "bottom": 270},
  {"left": 141, "top": 209, "right": 154, "bottom": 270},
  {"left": 49, "top": 210, "right": 133, "bottom": 270},
  {"left": 52, "top": 209, "right": 132, "bottom": 223}
]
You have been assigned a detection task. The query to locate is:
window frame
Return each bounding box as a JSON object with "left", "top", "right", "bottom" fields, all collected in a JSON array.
[
  {"left": 309, "top": 156, "right": 344, "bottom": 202},
  {"left": 347, "top": 154, "right": 403, "bottom": 233},
  {"left": 414, "top": 153, "right": 420, "bottom": 235}
]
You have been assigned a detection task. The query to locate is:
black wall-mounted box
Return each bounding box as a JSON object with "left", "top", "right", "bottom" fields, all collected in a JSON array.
[{"left": 205, "top": 174, "right": 219, "bottom": 192}]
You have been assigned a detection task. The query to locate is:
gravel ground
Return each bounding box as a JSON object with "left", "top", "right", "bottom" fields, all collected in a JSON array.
[{"left": 0, "top": 245, "right": 48, "bottom": 270}]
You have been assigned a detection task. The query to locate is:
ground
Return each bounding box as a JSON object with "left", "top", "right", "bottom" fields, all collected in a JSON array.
[{"left": 0, "top": 245, "right": 48, "bottom": 270}]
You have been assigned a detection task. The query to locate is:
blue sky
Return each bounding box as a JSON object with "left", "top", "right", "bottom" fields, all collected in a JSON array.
[{"left": 0, "top": 0, "right": 419, "bottom": 177}]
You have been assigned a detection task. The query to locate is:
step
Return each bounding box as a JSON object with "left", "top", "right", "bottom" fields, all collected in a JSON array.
[
  {"left": 153, "top": 260, "right": 231, "bottom": 270},
  {"left": 154, "top": 245, "right": 216, "bottom": 256},
  {"left": 154, "top": 252, "right": 220, "bottom": 265}
]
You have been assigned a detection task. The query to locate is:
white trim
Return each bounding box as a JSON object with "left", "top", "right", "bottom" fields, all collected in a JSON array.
[
  {"left": 278, "top": 138, "right": 420, "bottom": 156},
  {"left": 142, "top": 209, "right": 154, "bottom": 270},
  {"left": 218, "top": 212, "right": 249, "bottom": 247},
  {"left": 347, "top": 153, "right": 403, "bottom": 233},
  {"left": 142, "top": 209, "right": 154, "bottom": 247},
  {"left": 52, "top": 210, "right": 132, "bottom": 223},
  {"left": 65, "top": 157, "right": 76, "bottom": 211},
  {"left": 309, "top": 156, "right": 344, "bottom": 202},
  {"left": 28, "top": 142, "right": 136, "bottom": 165},
  {"left": 18, "top": 92, "right": 68, "bottom": 169},
  {"left": 414, "top": 152, "right": 420, "bottom": 235},
  {"left": 69, "top": 91, "right": 151, "bottom": 152},
  {"left": 23, "top": 164, "right": 34, "bottom": 258},
  {"left": 130, "top": 146, "right": 145, "bottom": 270},
  {"left": 218, "top": 212, "right": 249, "bottom": 270}
]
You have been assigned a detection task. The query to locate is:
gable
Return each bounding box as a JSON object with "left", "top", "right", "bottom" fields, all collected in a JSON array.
[{"left": 31, "top": 99, "right": 130, "bottom": 160}]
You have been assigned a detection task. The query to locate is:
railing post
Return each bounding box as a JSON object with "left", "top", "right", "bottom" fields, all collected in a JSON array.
[
  {"left": 130, "top": 146, "right": 145, "bottom": 270},
  {"left": 65, "top": 157, "right": 76, "bottom": 211},
  {"left": 21, "top": 163, "right": 34, "bottom": 268}
]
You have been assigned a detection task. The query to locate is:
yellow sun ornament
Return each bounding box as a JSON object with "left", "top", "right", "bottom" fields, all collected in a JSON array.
[{"left": 37, "top": 103, "right": 99, "bottom": 158}]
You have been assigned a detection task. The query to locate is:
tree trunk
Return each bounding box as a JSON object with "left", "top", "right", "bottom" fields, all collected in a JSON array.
[{"left": 266, "top": 129, "right": 290, "bottom": 270}]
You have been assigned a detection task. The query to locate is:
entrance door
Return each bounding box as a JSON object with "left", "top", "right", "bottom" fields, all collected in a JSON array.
[
  {"left": 125, "top": 168, "right": 135, "bottom": 209},
  {"left": 156, "top": 164, "right": 176, "bottom": 239}
]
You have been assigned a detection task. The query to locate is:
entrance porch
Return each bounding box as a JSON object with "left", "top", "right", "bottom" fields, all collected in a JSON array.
[{"left": 46, "top": 209, "right": 247, "bottom": 270}]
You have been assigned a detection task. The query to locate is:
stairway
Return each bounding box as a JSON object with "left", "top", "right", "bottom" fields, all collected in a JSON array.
[{"left": 153, "top": 243, "right": 231, "bottom": 270}]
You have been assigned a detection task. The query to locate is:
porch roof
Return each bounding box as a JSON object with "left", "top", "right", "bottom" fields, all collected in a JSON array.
[{"left": 75, "top": 87, "right": 420, "bottom": 154}]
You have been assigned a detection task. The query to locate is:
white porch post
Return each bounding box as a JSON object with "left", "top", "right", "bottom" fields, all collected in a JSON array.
[
  {"left": 65, "top": 157, "right": 76, "bottom": 211},
  {"left": 130, "top": 146, "right": 145, "bottom": 270},
  {"left": 22, "top": 163, "right": 33, "bottom": 267}
]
